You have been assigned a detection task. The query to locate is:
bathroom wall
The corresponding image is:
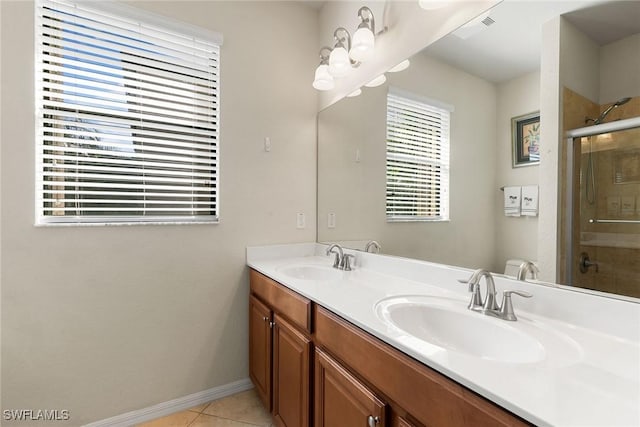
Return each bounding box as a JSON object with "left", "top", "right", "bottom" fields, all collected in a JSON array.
[
  {"left": 537, "top": 16, "right": 562, "bottom": 283},
  {"left": 0, "top": 1, "right": 318, "bottom": 425},
  {"left": 493, "top": 71, "right": 540, "bottom": 273},
  {"left": 319, "top": 52, "right": 498, "bottom": 270},
  {"left": 600, "top": 33, "right": 640, "bottom": 103}
]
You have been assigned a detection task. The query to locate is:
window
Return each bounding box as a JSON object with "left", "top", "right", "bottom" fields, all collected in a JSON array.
[
  {"left": 386, "top": 89, "right": 451, "bottom": 221},
  {"left": 35, "top": 0, "right": 221, "bottom": 224}
]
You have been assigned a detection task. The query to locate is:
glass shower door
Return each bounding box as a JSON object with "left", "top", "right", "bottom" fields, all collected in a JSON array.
[{"left": 571, "top": 127, "right": 640, "bottom": 298}]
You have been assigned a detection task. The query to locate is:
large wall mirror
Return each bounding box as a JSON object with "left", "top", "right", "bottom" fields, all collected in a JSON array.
[{"left": 317, "top": 0, "right": 640, "bottom": 299}]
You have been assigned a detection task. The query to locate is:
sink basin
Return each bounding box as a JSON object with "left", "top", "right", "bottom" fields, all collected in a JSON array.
[
  {"left": 376, "top": 296, "right": 549, "bottom": 364},
  {"left": 278, "top": 265, "right": 341, "bottom": 281}
]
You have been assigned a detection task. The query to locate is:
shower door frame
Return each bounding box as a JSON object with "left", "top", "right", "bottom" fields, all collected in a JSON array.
[{"left": 564, "top": 116, "right": 640, "bottom": 285}]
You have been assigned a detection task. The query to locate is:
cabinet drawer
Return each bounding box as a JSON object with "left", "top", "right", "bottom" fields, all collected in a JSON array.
[
  {"left": 250, "top": 269, "right": 312, "bottom": 333},
  {"left": 314, "top": 306, "right": 530, "bottom": 427}
]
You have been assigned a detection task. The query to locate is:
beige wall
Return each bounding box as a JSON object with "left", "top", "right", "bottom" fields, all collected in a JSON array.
[
  {"left": 0, "top": 1, "right": 318, "bottom": 424},
  {"left": 318, "top": 53, "right": 498, "bottom": 270},
  {"left": 493, "top": 71, "right": 540, "bottom": 273},
  {"left": 600, "top": 33, "right": 640, "bottom": 104}
]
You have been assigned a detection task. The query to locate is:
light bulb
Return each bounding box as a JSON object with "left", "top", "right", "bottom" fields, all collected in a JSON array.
[
  {"left": 350, "top": 27, "right": 374, "bottom": 62},
  {"left": 364, "top": 74, "right": 386, "bottom": 88},
  {"left": 312, "top": 64, "right": 334, "bottom": 91},
  {"left": 388, "top": 59, "right": 410, "bottom": 73},
  {"left": 347, "top": 88, "right": 362, "bottom": 98},
  {"left": 328, "top": 46, "right": 351, "bottom": 77}
]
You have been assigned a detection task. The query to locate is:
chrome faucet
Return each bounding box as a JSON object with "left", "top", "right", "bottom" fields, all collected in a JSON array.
[
  {"left": 326, "top": 244, "right": 344, "bottom": 269},
  {"left": 364, "top": 240, "right": 381, "bottom": 253},
  {"left": 465, "top": 269, "right": 499, "bottom": 312},
  {"left": 461, "top": 269, "right": 532, "bottom": 321},
  {"left": 517, "top": 261, "right": 539, "bottom": 281},
  {"left": 326, "top": 244, "right": 355, "bottom": 271}
]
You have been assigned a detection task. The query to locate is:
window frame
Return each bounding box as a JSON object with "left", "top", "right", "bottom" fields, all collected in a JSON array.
[
  {"left": 385, "top": 87, "right": 452, "bottom": 223},
  {"left": 34, "top": 0, "right": 223, "bottom": 226}
]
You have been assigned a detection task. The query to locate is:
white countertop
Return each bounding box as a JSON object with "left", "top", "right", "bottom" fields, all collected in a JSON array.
[{"left": 247, "top": 243, "right": 640, "bottom": 427}]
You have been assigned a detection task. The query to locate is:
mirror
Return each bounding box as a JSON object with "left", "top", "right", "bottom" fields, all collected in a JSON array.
[{"left": 317, "top": 1, "right": 640, "bottom": 299}]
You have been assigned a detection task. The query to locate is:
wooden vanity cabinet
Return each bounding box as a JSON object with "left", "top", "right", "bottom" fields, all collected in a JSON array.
[
  {"left": 249, "top": 270, "right": 312, "bottom": 427},
  {"left": 249, "top": 269, "right": 530, "bottom": 427},
  {"left": 249, "top": 295, "right": 272, "bottom": 410},
  {"left": 394, "top": 416, "right": 419, "bottom": 427},
  {"left": 315, "top": 348, "right": 386, "bottom": 427}
]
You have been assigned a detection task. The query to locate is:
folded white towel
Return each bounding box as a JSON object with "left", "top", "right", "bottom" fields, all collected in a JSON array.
[
  {"left": 504, "top": 186, "right": 521, "bottom": 217},
  {"left": 521, "top": 185, "right": 539, "bottom": 217}
]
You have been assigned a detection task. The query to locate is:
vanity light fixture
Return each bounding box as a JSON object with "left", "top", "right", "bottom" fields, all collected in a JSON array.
[
  {"left": 365, "top": 74, "right": 386, "bottom": 88},
  {"left": 312, "top": 47, "right": 335, "bottom": 91},
  {"left": 313, "top": 6, "right": 380, "bottom": 90},
  {"left": 347, "top": 88, "right": 362, "bottom": 97},
  {"left": 388, "top": 59, "right": 410, "bottom": 73},
  {"left": 328, "top": 27, "right": 354, "bottom": 78},
  {"left": 350, "top": 7, "right": 375, "bottom": 62}
]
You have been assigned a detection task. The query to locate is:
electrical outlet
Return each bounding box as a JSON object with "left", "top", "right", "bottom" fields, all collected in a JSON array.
[
  {"left": 264, "top": 137, "right": 271, "bottom": 152},
  {"left": 296, "top": 213, "right": 305, "bottom": 229}
]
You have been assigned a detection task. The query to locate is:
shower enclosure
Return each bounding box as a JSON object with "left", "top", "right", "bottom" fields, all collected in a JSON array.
[{"left": 565, "top": 116, "right": 640, "bottom": 298}]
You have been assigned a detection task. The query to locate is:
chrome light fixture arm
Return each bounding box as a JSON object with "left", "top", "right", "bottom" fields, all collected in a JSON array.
[
  {"left": 357, "top": 6, "right": 375, "bottom": 35},
  {"left": 318, "top": 46, "right": 332, "bottom": 65}
]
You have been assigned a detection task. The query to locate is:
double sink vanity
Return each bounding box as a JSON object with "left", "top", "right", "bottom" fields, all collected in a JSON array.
[{"left": 247, "top": 243, "right": 640, "bottom": 427}]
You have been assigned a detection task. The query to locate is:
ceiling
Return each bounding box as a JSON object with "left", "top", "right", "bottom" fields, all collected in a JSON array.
[{"left": 423, "top": 0, "right": 640, "bottom": 83}]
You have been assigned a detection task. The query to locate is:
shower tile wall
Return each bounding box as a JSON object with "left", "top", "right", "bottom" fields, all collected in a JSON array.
[{"left": 565, "top": 90, "right": 640, "bottom": 298}]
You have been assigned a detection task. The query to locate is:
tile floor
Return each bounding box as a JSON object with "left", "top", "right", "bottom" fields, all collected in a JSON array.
[{"left": 137, "top": 389, "right": 274, "bottom": 427}]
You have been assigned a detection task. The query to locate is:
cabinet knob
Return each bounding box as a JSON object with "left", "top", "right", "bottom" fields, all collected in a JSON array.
[
  {"left": 367, "top": 415, "right": 380, "bottom": 427},
  {"left": 262, "top": 316, "right": 269, "bottom": 322},
  {"left": 269, "top": 321, "right": 276, "bottom": 329}
]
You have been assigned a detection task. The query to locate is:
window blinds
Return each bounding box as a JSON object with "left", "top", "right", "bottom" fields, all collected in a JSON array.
[
  {"left": 386, "top": 91, "right": 450, "bottom": 221},
  {"left": 35, "top": 0, "right": 221, "bottom": 224}
]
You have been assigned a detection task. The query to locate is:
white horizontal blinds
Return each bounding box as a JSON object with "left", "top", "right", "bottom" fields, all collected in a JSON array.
[
  {"left": 36, "top": 0, "right": 220, "bottom": 223},
  {"left": 386, "top": 92, "right": 450, "bottom": 221}
]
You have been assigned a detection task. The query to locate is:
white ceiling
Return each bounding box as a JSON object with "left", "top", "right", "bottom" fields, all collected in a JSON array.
[{"left": 422, "top": 0, "right": 640, "bottom": 83}]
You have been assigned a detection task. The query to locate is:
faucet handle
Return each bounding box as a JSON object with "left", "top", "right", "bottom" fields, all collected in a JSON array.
[
  {"left": 499, "top": 290, "right": 532, "bottom": 321},
  {"left": 341, "top": 254, "right": 355, "bottom": 271},
  {"left": 457, "top": 278, "right": 473, "bottom": 292}
]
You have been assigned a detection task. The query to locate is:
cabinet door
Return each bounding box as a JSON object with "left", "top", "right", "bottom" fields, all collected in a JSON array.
[
  {"left": 394, "top": 416, "right": 418, "bottom": 427},
  {"left": 273, "top": 315, "right": 311, "bottom": 427},
  {"left": 315, "top": 348, "right": 386, "bottom": 427},
  {"left": 249, "top": 295, "right": 272, "bottom": 411}
]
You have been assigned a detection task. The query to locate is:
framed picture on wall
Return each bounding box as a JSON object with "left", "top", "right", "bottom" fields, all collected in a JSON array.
[{"left": 512, "top": 111, "right": 540, "bottom": 167}]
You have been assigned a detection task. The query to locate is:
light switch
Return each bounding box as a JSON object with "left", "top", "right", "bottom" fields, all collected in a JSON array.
[
  {"left": 264, "top": 137, "right": 271, "bottom": 152},
  {"left": 328, "top": 213, "right": 336, "bottom": 228},
  {"left": 296, "top": 213, "right": 305, "bottom": 229}
]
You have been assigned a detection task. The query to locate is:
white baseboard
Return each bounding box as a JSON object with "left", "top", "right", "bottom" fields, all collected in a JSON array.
[{"left": 84, "top": 378, "right": 253, "bottom": 427}]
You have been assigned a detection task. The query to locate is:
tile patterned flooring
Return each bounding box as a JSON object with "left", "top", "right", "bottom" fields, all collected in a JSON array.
[{"left": 137, "top": 389, "right": 273, "bottom": 427}]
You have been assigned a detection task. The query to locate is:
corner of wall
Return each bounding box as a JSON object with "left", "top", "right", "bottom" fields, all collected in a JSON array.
[{"left": 537, "top": 16, "right": 562, "bottom": 283}]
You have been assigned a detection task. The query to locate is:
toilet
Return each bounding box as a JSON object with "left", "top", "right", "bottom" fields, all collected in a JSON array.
[{"left": 504, "top": 259, "right": 526, "bottom": 278}]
